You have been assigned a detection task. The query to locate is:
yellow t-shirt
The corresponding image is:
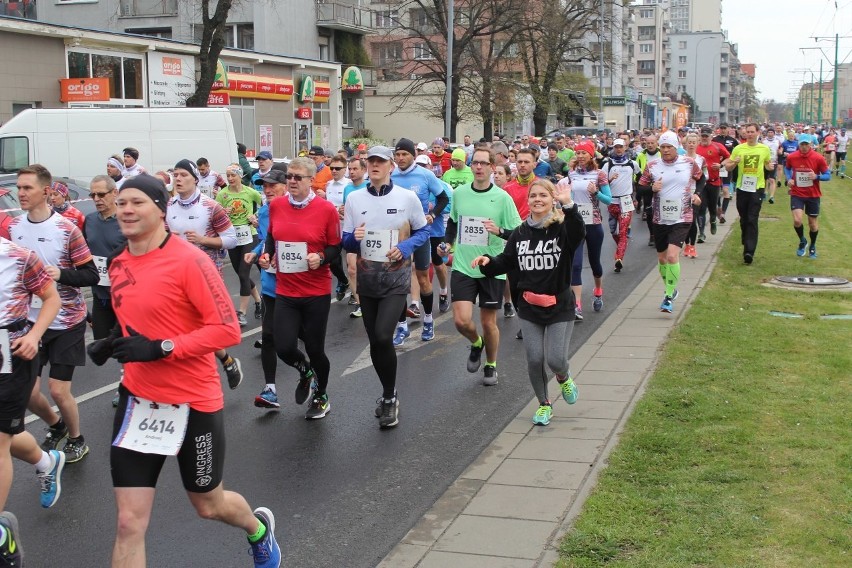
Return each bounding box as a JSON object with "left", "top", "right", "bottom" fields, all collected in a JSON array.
[{"left": 730, "top": 143, "right": 772, "bottom": 191}]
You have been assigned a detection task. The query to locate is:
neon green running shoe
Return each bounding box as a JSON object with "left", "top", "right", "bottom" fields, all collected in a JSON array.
[
  {"left": 559, "top": 377, "right": 578, "bottom": 404},
  {"left": 532, "top": 404, "right": 552, "bottom": 426}
]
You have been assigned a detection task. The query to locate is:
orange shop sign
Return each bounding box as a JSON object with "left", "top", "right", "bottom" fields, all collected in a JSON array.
[
  {"left": 59, "top": 78, "right": 110, "bottom": 102},
  {"left": 212, "top": 72, "right": 294, "bottom": 101}
]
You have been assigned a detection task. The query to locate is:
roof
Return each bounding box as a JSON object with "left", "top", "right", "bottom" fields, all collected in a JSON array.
[{"left": 740, "top": 63, "right": 756, "bottom": 78}]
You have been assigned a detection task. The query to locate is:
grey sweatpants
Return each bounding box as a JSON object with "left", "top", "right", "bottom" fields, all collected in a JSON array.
[{"left": 519, "top": 318, "right": 575, "bottom": 404}]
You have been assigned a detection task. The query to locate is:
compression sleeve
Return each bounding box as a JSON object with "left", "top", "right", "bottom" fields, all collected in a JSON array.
[{"left": 57, "top": 259, "right": 100, "bottom": 287}]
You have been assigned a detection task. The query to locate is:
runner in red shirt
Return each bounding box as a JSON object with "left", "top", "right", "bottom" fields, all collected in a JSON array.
[
  {"left": 428, "top": 138, "right": 453, "bottom": 176},
  {"left": 784, "top": 138, "right": 829, "bottom": 258},
  {"left": 695, "top": 126, "right": 730, "bottom": 241},
  {"left": 501, "top": 148, "right": 538, "bottom": 219},
  {"left": 87, "top": 174, "right": 281, "bottom": 567},
  {"left": 260, "top": 157, "right": 341, "bottom": 419}
]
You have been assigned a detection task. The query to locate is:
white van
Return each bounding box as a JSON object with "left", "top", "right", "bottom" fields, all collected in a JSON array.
[{"left": 0, "top": 107, "right": 238, "bottom": 181}]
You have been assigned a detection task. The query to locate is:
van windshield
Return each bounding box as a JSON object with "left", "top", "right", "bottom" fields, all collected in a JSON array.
[{"left": 0, "top": 137, "right": 29, "bottom": 173}]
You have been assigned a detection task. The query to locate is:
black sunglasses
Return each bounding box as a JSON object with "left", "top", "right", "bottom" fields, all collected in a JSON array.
[
  {"left": 329, "top": 166, "right": 345, "bottom": 171},
  {"left": 285, "top": 173, "right": 307, "bottom": 181}
]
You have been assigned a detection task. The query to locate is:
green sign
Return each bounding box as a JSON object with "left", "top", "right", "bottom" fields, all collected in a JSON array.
[
  {"left": 298, "top": 75, "right": 315, "bottom": 103},
  {"left": 603, "top": 96, "right": 626, "bottom": 106},
  {"left": 342, "top": 66, "right": 364, "bottom": 93}
]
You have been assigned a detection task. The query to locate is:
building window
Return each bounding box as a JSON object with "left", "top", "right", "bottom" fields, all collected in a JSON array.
[
  {"left": 678, "top": 41, "right": 687, "bottom": 49},
  {"left": 342, "top": 97, "right": 354, "bottom": 127},
  {"left": 67, "top": 49, "right": 144, "bottom": 104},
  {"left": 493, "top": 39, "right": 519, "bottom": 58},
  {"left": 678, "top": 70, "right": 687, "bottom": 78},
  {"left": 639, "top": 9, "right": 653, "bottom": 18},
  {"left": 194, "top": 24, "right": 253, "bottom": 50},
  {"left": 229, "top": 97, "right": 256, "bottom": 151},
  {"left": 638, "top": 60, "right": 655, "bottom": 74},
  {"left": 640, "top": 78, "right": 652, "bottom": 88},
  {"left": 592, "top": 64, "right": 609, "bottom": 78},
  {"left": 638, "top": 26, "right": 655, "bottom": 40},
  {"left": 227, "top": 64, "right": 253, "bottom": 74},
  {"left": 319, "top": 43, "right": 329, "bottom": 61},
  {"left": 413, "top": 43, "right": 434, "bottom": 60},
  {"left": 374, "top": 9, "right": 398, "bottom": 28},
  {"left": 374, "top": 42, "right": 403, "bottom": 66},
  {"left": 678, "top": 55, "right": 687, "bottom": 64},
  {"left": 125, "top": 27, "right": 172, "bottom": 39},
  {"left": 640, "top": 43, "right": 652, "bottom": 54}
]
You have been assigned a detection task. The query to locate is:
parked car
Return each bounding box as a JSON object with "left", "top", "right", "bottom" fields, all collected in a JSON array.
[
  {"left": 0, "top": 186, "right": 23, "bottom": 239},
  {"left": 0, "top": 174, "right": 96, "bottom": 222}
]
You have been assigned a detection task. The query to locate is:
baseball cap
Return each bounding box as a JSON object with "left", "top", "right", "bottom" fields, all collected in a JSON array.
[
  {"left": 415, "top": 154, "right": 431, "bottom": 166},
  {"left": 700, "top": 126, "right": 713, "bottom": 135},
  {"left": 796, "top": 134, "right": 812, "bottom": 145},
  {"left": 613, "top": 138, "right": 625, "bottom": 146},
  {"left": 257, "top": 151, "right": 273, "bottom": 160},
  {"left": 367, "top": 146, "right": 394, "bottom": 161},
  {"left": 260, "top": 169, "right": 288, "bottom": 184},
  {"left": 416, "top": 142, "right": 428, "bottom": 151},
  {"left": 308, "top": 145, "right": 324, "bottom": 156}
]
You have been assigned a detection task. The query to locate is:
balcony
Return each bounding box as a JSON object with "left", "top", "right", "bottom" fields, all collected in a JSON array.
[
  {"left": 119, "top": 0, "right": 178, "bottom": 17},
  {"left": 316, "top": 1, "right": 372, "bottom": 34},
  {"left": 0, "top": 0, "right": 36, "bottom": 20}
]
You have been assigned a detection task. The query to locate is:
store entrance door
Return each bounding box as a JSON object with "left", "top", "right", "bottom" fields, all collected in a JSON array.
[{"left": 295, "top": 120, "right": 313, "bottom": 155}]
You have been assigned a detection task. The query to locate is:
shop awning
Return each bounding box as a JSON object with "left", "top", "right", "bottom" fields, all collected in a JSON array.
[{"left": 212, "top": 72, "right": 294, "bottom": 101}]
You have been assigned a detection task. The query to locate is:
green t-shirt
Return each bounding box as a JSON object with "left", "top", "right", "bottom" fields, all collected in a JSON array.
[
  {"left": 730, "top": 143, "right": 772, "bottom": 190},
  {"left": 449, "top": 183, "right": 522, "bottom": 279},
  {"left": 215, "top": 185, "right": 263, "bottom": 234},
  {"left": 557, "top": 148, "right": 575, "bottom": 164},
  {"left": 442, "top": 166, "right": 474, "bottom": 189}
]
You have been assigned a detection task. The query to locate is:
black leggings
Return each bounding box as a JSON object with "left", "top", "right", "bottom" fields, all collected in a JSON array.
[
  {"left": 686, "top": 204, "right": 701, "bottom": 245},
  {"left": 697, "top": 184, "right": 720, "bottom": 234},
  {"left": 272, "top": 294, "right": 331, "bottom": 393},
  {"left": 228, "top": 238, "right": 257, "bottom": 297},
  {"left": 570, "top": 223, "right": 603, "bottom": 286},
  {"left": 359, "top": 294, "right": 407, "bottom": 399},
  {"left": 91, "top": 297, "right": 117, "bottom": 340},
  {"left": 329, "top": 254, "right": 349, "bottom": 288},
  {"left": 636, "top": 186, "right": 654, "bottom": 235},
  {"left": 260, "top": 294, "right": 285, "bottom": 383}
]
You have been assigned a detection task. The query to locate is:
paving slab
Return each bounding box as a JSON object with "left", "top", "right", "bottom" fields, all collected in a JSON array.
[
  {"left": 489, "top": 458, "right": 592, "bottom": 489},
  {"left": 418, "top": 551, "right": 536, "bottom": 568},
  {"left": 401, "top": 478, "right": 484, "bottom": 546},
  {"left": 464, "top": 484, "right": 575, "bottom": 522},
  {"left": 433, "top": 515, "right": 557, "bottom": 559},
  {"left": 460, "top": 432, "right": 525, "bottom": 481},
  {"left": 578, "top": 369, "right": 645, "bottom": 386},
  {"left": 509, "top": 436, "right": 605, "bottom": 463}
]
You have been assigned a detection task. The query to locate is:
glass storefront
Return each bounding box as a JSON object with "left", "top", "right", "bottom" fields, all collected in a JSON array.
[{"left": 66, "top": 48, "right": 145, "bottom": 107}]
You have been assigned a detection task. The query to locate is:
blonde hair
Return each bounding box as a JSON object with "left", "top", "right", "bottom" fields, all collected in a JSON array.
[
  {"left": 528, "top": 179, "right": 564, "bottom": 227},
  {"left": 685, "top": 132, "right": 699, "bottom": 144}
]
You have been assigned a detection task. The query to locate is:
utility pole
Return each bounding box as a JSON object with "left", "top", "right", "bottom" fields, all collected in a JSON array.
[
  {"left": 818, "top": 59, "right": 823, "bottom": 125},
  {"left": 444, "top": 0, "right": 454, "bottom": 140},
  {"left": 808, "top": 35, "right": 852, "bottom": 126},
  {"left": 598, "top": 0, "right": 605, "bottom": 130}
]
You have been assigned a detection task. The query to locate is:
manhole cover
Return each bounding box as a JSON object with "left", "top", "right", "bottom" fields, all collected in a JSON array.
[{"left": 775, "top": 275, "right": 849, "bottom": 286}]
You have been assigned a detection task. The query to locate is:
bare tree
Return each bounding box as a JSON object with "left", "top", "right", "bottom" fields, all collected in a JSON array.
[
  {"left": 186, "top": 0, "right": 234, "bottom": 107},
  {"left": 373, "top": 0, "right": 519, "bottom": 140},
  {"left": 516, "top": 0, "right": 613, "bottom": 135}
]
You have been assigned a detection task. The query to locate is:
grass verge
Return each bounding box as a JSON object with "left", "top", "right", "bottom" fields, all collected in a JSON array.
[{"left": 557, "top": 177, "right": 852, "bottom": 567}]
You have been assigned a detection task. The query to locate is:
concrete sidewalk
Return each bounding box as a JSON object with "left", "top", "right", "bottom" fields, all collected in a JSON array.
[{"left": 378, "top": 215, "right": 736, "bottom": 568}]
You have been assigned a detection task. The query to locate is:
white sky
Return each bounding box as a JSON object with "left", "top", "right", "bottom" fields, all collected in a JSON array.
[{"left": 721, "top": 0, "right": 852, "bottom": 102}]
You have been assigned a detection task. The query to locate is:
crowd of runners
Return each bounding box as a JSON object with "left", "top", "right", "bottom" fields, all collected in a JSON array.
[{"left": 0, "top": 120, "right": 835, "bottom": 566}]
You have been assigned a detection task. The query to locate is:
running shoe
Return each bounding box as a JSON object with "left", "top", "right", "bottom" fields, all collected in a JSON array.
[
  {"left": 683, "top": 244, "right": 694, "bottom": 258},
  {"left": 225, "top": 358, "right": 243, "bottom": 390},
  {"left": 768, "top": 196, "right": 775, "bottom": 204},
  {"left": 809, "top": 247, "right": 818, "bottom": 259},
  {"left": 532, "top": 404, "right": 552, "bottom": 426},
  {"left": 349, "top": 305, "right": 362, "bottom": 318},
  {"left": 63, "top": 437, "right": 89, "bottom": 464},
  {"left": 112, "top": 391, "right": 120, "bottom": 407},
  {"left": 439, "top": 294, "right": 450, "bottom": 313},
  {"left": 254, "top": 302, "right": 263, "bottom": 319},
  {"left": 40, "top": 424, "right": 68, "bottom": 452},
  {"left": 516, "top": 328, "right": 523, "bottom": 340},
  {"left": 249, "top": 507, "right": 281, "bottom": 568},
  {"left": 690, "top": 245, "right": 699, "bottom": 258},
  {"left": 574, "top": 307, "right": 584, "bottom": 322},
  {"left": 0, "top": 511, "right": 22, "bottom": 566},
  {"left": 254, "top": 339, "right": 263, "bottom": 349},
  {"left": 710, "top": 220, "right": 717, "bottom": 235},
  {"left": 392, "top": 324, "right": 410, "bottom": 347},
  {"left": 719, "top": 215, "right": 726, "bottom": 224},
  {"left": 503, "top": 302, "right": 516, "bottom": 318},
  {"left": 39, "top": 450, "right": 66, "bottom": 508},
  {"left": 482, "top": 365, "right": 498, "bottom": 386},
  {"left": 467, "top": 340, "right": 483, "bottom": 373},
  {"left": 374, "top": 396, "right": 383, "bottom": 418},
  {"left": 335, "top": 283, "right": 348, "bottom": 302},
  {"left": 744, "top": 252, "right": 754, "bottom": 265},
  {"left": 614, "top": 258, "right": 623, "bottom": 273},
  {"left": 236, "top": 311, "right": 248, "bottom": 327},
  {"left": 796, "top": 239, "right": 807, "bottom": 257},
  {"left": 558, "top": 376, "right": 578, "bottom": 404},
  {"left": 406, "top": 303, "right": 421, "bottom": 319},
  {"left": 593, "top": 294, "right": 603, "bottom": 312},
  {"left": 305, "top": 393, "right": 330, "bottom": 420},
  {"left": 697, "top": 233, "right": 706, "bottom": 244},
  {"left": 421, "top": 321, "right": 434, "bottom": 342},
  {"left": 254, "top": 387, "right": 280, "bottom": 409},
  {"left": 647, "top": 237, "right": 655, "bottom": 247},
  {"left": 348, "top": 295, "right": 359, "bottom": 306},
  {"left": 294, "top": 368, "right": 316, "bottom": 405},
  {"left": 660, "top": 295, "right": 674, "bottom": 313},
  {"left": 379, "top": 397, "right": 400, "bottom": 429}
]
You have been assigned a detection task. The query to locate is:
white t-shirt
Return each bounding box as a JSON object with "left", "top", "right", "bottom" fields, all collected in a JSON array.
[
  {"left": 643, "top": 156, "right": 702, "bottom": 226},
  {"left": 325, "top": 178, "right": 348, "bottom": 207}
]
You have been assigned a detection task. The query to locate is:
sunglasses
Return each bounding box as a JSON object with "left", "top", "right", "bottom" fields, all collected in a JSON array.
[
  {"left": 285, "top": 173, "right": 307, "bottom": 181},
  {"left": 329, "top": 166, "right": 345, "bottom": 171},
  {"left": 89, "top": 192, "right": 112, "bottom": 199}
]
